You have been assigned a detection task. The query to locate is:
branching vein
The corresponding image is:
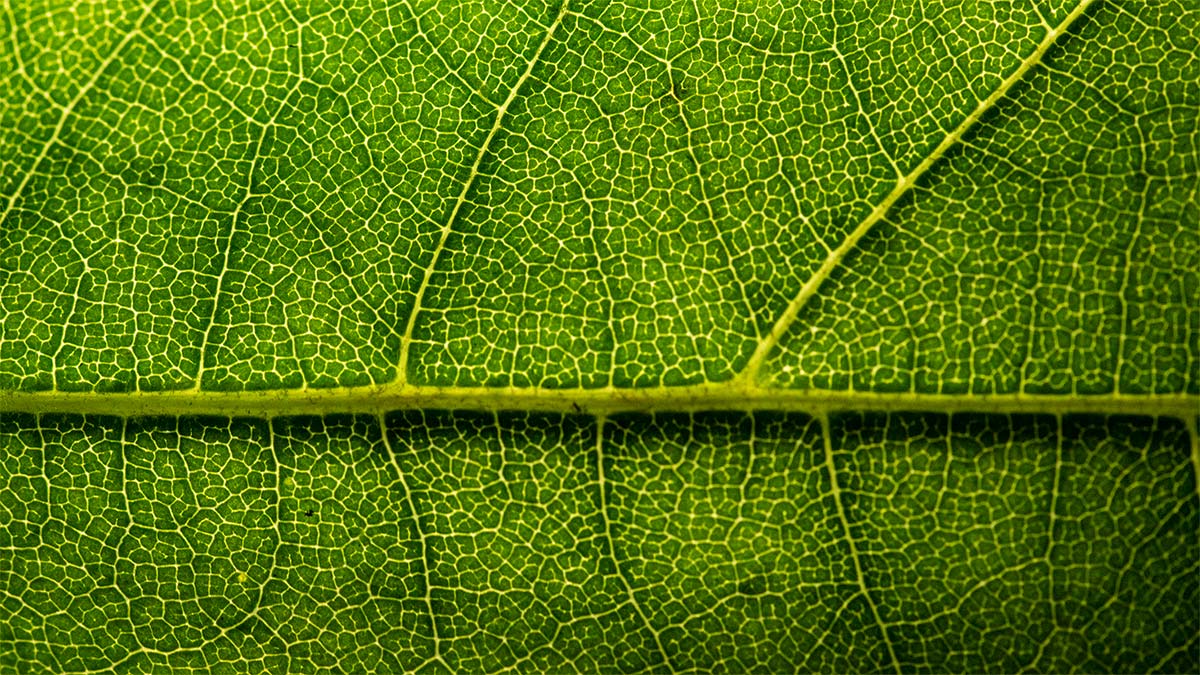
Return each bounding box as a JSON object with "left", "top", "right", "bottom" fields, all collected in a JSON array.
[
  {"left": 819, "top": 412, "right": 900, "bottom": 675},
  {"left": 0, "top": 1, "right": 157, "bottom": 226},
  {"left": 737, "top": 0, "right": 1100, "bottom": 383},
  {"left": 593, "top": 416, "right": 676, "bottom": 673},
  {"left": 395, "top": 1, "right": 570, "bottom": 384}
]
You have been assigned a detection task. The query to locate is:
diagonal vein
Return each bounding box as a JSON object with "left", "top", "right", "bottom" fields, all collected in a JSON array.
[
  {"left": 191, "top": 14, "right": 306, "bottom": 390},
  {"left": 0, "top": 1, "right": 157, "bottom": 226},
  {"left": 736, "top": 0, "right": 1100, "bottom": 383},
  {"left": 394, "top": 2, "right": 569, "bottom": 384}
]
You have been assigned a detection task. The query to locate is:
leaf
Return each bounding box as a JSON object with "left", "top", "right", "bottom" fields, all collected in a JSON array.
[{"left": 0, "top": 0, "right": 1196, "bottom": 672}]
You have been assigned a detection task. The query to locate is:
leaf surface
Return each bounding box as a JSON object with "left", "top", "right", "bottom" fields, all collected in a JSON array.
[{"left": 0, "top": 0, "right": 1197, "bottom": 672}]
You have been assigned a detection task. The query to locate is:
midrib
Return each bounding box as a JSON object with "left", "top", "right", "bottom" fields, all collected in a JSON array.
[{"left": 1, "top": 384, "right": 1195, "bottom": 419}]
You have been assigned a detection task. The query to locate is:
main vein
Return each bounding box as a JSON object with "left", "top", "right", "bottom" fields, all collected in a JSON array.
[
  {"left": 3, "top": 383, "right": 1195, "bottom": 419},
  {"left": 736, "top": 0, "right": 1099, "bottom": 383}
]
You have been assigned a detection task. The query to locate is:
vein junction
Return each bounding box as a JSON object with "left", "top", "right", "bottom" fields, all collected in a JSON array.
[{"left": 737, "top": 0, "right": 1100, "bottom": 382}]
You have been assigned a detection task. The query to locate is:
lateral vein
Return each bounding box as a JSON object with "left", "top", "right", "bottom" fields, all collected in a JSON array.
[
  {"left": 379, "top": 413, "right": 449, "bottom": 671},
  {"left": 593, "top": 416, "right": 676, "bottom": 673},
  {"left": 819, "top": 413, "right": 901, "bottom": 675},
  {"left": 395, "top": 1, "right": 569, "bottom": 384},
  {"left": 736, "top": 0, "right": 1099, "bottom": 383},
  {"left": 0, "top": 1, "right": 157, "bottom": 226}
]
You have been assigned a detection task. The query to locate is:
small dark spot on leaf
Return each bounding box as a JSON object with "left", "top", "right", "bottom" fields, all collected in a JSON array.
[
  {"left": 304, "top": 508, "right": 314, "bottom": 518},
  {"left": 738, "top": 577, "right": 766, "bottom": 596}
]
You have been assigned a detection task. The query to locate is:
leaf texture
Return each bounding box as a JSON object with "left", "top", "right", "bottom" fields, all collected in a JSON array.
[{"left": 0, "top": 0, "right": 1197, "bottom": 672}]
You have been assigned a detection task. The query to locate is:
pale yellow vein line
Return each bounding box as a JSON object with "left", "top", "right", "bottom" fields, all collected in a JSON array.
[
  {"left": 190, "top": 128, "right": 268, "bottom": 391},
  {"left": 379, "top": 413, "right": 449, "bottom": 672},
  {"left": 737, "top": 0, "right": 1099, "bottom": 383},
  {"left": 593, "top": 415, "right": 676, "bottom": 673},
  {"left": 1024, "top": 414, "right": 1065, "bottom": 674},
  {"left": 3, "top": 384, "right": 1197, "bottom": 419},
  {"left": 394, "top": 2, "right": 569, "bottom": 384},
  {"left": 149, "top": 420, "right": 290, "bottom": 661},
  {"left": 819, "top": 412, "right": 900, "bottom": 675},
  {"left": 828, "top": 38, "right": 902, "bottom": 179},
  {"left": 1146, "top": 636, "right": 1200, "bottom": 675},
  {"left": 4, "top": 0, "right": 36, "bottom": 92},
  {"left": 191, "top": 13, "right": 306, "bottom": 391},
  {"left": 0, "top": 1, "right": 156, "bottom": 226},
  {"left": 671, "top": 65, "right": 763, "bottom": 346}
]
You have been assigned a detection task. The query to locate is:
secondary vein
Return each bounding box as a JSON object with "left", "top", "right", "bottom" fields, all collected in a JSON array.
[
  {"left": 819, "top": 412, "right": 901, "bottom": 675},
  {"left": 736, "top": 0, "right": 1100, "bottom": 383},
  {"left": 0, "top": 1, "right": 157, "bottom": 226},
  {"left": 394, "top": 1, "right": 569, "bottom": 384},
  {"left": 593, "top": 415, "right": 676, "bottom": 673}
]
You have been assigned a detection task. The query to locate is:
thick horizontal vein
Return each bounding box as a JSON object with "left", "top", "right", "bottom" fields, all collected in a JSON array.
[
  {"left": 394, "top": 1, "right": 568, "bottom": 383},
  {"left": 737, "top": 0, "right": 1098, "bottom": 382},
  {"left": 3, "top": 384, "right": 1195, "bottom": 418}
]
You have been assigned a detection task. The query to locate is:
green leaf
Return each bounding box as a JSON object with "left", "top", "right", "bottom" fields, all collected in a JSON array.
[{"left": 1, "top": 0, "right": 1197, "bottom": 672}]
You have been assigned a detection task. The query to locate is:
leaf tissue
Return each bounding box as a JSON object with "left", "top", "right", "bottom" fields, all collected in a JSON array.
[{"left": 0, "top": 0, "right": 1197, "bottom": 672}]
